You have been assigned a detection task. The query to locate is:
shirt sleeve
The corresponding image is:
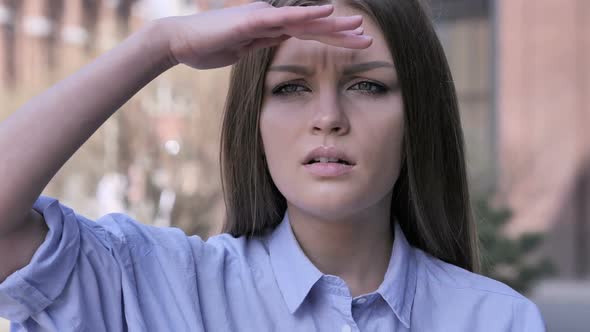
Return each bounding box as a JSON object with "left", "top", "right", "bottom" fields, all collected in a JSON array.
[
  {"left": 512, "top": 298, "right": 547, "bottom": 332},
  {"left": 0, "top": 195, "right": 186, "bottom": 330}
]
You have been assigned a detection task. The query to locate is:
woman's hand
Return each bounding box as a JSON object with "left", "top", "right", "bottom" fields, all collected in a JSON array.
[{"left": 160, "top": 1, "right": 372, "bottom": 69}]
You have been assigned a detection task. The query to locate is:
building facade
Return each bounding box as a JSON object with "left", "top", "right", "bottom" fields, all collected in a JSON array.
[{"left": 496, "top": 0, "right": 590, "bottom": 278}]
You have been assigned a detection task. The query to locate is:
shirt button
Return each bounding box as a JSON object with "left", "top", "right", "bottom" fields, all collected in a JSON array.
[
  {"left": 341, "top": 324, "right": 352, "bottom": 332},
  {"left": 355, "top": 297, "right": 367, "bottom": 305}
]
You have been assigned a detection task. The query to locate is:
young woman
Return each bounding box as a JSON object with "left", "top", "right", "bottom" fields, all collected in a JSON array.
[{"left": 0, "top": 0, "right": 545, "bottom": 331}]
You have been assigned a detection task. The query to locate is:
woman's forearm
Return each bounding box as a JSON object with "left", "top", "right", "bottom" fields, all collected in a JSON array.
[{"left": 0, "top": 19, "right": 175, "bottom": 234}]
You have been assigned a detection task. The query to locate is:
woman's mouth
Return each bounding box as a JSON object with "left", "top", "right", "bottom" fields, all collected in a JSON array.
[
  {"left": 301, "top": 146, "right": 356, "bottom": 177},
  {"left": 303, "top": 159, "right": 355, "bottom": 177}
]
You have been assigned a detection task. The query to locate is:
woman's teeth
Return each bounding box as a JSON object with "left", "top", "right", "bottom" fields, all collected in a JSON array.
[
  {"left": 315, "top": 157, "right": 339, "bottom": 163},
  {"left": 312, "top": 157, "right": 349, "bottom": 165}
]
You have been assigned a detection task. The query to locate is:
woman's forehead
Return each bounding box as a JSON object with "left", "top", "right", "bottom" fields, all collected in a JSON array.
[
  {"left": 270, "top": 36, "right": 393, "bottom": 70},
  {"left": 271, "top": 5, "right": 392, "bottom": 66}
]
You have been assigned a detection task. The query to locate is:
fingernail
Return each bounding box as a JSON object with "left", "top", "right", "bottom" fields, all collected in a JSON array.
[{"left": 352, "top": 27, "right": 364, "bottom": 34}]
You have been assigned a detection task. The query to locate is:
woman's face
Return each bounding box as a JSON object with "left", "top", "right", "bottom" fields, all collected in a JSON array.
[{"left": 260, "top": 5, "right": 404, "bottom": 221}]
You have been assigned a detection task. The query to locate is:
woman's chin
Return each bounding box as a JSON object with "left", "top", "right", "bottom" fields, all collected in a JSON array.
[
  {"left": 283, "top": 184, "right": 394, "bottom": 222},
  {"left": 287, "top": 197, "right": 366, "bottom": 220}
]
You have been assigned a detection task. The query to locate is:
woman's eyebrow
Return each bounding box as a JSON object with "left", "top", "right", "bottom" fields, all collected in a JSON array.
[
  {"left": 267, "top": 61, "right": 395, "bottom": 76},
  {"left": 342, "top": 61, "right": 395, "bottom": 76}
]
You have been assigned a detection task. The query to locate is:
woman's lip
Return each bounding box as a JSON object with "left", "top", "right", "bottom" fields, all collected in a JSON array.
[
  {"left": 303, "top": 162, "right": 355, "bottom": 177},
  {"left": 302, "top": 146, "right": 356, "bottom": 165}
]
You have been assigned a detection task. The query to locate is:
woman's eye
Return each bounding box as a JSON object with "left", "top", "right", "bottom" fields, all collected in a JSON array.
[
  {"left": 349, "top": 81, "right": 388, "bottom": 94},
  {"left": 271, "top": 81, "right": 388, "bottom": 97},
  {"left": 272, "top": 84, "right": 309, "bottom": 96}
]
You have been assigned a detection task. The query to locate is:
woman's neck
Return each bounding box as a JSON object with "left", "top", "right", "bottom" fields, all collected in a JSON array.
[{"left": 286, "top": 196, "right": 394, "bottom": 297}]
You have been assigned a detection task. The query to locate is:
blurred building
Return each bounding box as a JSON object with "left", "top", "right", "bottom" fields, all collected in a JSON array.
[
  {"left": 432, "top": 2, "right": 589, "bottom": 329},
  {"left": 431, "top": 0, "right": 590, "bottom": 280},
  {"left": 496, "top": 0, "right": 590, "bottom": 281},
  {"left": 431, "top": 0, "right": 494, "bottom": 196},
  {"left": 0, "top": 0, "right": 248, "bottom": 239}
]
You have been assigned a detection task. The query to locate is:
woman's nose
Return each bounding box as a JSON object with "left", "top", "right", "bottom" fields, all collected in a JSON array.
[{"left": 310, "top": 93, "right": 350, "bottom": 136}]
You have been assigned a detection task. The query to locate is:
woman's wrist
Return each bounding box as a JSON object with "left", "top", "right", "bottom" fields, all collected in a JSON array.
[{"left": 136, "top": 18, "right": 180, "bottom": 73}]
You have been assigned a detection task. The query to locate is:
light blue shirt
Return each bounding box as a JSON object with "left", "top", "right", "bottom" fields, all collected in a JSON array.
[{"left": 0, "top": 196, "right": 545, "bottom": 331}]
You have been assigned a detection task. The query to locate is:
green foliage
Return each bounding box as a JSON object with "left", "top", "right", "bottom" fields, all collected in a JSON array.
[{"left": 474, "top": 196, "right": 557, "bottom": 293}]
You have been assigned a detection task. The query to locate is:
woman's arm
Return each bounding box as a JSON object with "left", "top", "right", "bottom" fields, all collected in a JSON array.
[
  {"left": 0, "top": 20, "right": 174, "bottom": 281},
  {"left": 0, "top": 2, "right": 368, "bottom": 281}
]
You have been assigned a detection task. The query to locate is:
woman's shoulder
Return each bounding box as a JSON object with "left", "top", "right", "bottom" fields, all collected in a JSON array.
[
  {"left": 32, "top": 195, "right": 267, "bottom": 263},
  {"left": 411, "top": 248, "right": 545, "bottom": 330},
  {"left": 96, "top": 213, "right": 268, "bottom": 266},
  {"left": 414, "top": 248, "right": 524, "bottom": 299}
]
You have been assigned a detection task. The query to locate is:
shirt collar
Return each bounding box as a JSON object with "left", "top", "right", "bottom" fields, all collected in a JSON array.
[
  {"left": 267, "top": 212, "right": 417, "bottom": 328},
  {"left": 377, "top": 222, "right": 417, "bottom": 328},
  {"left": 268, "top": 212, "right": 323, "bottom": 314}
]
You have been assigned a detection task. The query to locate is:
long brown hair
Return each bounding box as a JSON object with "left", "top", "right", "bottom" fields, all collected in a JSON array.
[{"left": 220, "top": 0, "right": 480, "bottom": 273}]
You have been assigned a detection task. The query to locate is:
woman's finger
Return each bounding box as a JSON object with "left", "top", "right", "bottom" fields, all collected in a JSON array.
[
  {"left": 286, "top": 15, "right": 362, "bottom": 36},
  {"left": 245, "top": 4, "right": 335, "bottom": 36},
  {"left": 351, "top": 26, "right": 364, "bottom": 34},
  {"left": 241, "top": 23, "right": 367, "bottom": 54},
  {"left": 242, "top": 34, "right": 292, "bottom": 53},
  {"left": 252, "top": 15, "right": 364, "bottom": 40},
  {"left": 243, "top": 26, "right": 369, "bottom": 54},
  {"left": 245, "top": 1, "right": 272, "bottom": 9},
  {"left": 298, "top": 30, "right": 373, "bottom": 49}
]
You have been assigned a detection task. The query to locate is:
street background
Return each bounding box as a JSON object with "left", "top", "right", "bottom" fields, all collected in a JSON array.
[{"left": 0, "top": 0, "right": 588, "bottom": 331}]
